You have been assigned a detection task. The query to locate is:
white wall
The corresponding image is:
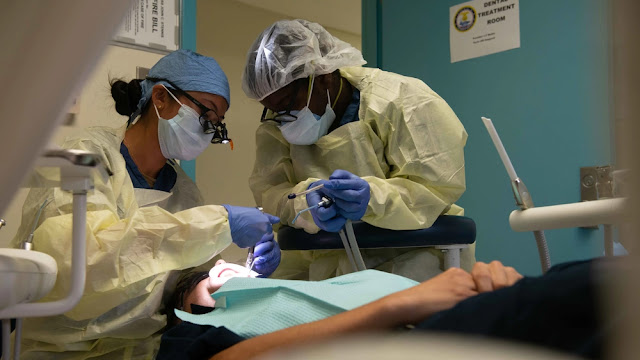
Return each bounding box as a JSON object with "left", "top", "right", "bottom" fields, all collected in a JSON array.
[
  {"left": 195, "top": 0, "right": 361, "bottom": 261},
  {"left": 232, "top": 0, "right": 361, "bottom": 35},
  {"left": 54, "top": 46, "right": 164, "bottom": 141},
  {"left": 0, "top": 45, "right": 163, "bottom": 247}
]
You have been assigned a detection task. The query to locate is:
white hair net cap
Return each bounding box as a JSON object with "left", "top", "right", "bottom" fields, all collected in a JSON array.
[{"left": 242, "top": 19, "right": 366, "bottom": 101}]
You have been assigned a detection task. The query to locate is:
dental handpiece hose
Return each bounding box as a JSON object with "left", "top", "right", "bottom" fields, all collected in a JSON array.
[{"left": 291, "top": 196, "right": 334, "bottom": 225}]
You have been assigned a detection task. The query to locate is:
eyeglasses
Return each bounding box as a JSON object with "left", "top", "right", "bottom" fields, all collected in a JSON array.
[
  {"left": 260, "top": 78, "right": 306, "bottom": 124},
  {"left": 147, "top": 77, "right": 230, "bottom": 144}
]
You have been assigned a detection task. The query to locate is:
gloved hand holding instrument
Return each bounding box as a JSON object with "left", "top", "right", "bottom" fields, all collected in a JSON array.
[
  {"left": 222, "top": 205, "right": 280, "bottom": 248},
  {"left": 245, "top": 207, "right": 281, "bottom": 277},
  {"left": 251, "top": 232, "right": 281, "bottom": 277},
  {"left": 302, "top": 181, "right": 344, "bottom": 232},
  {"left": 289, "top": 170, "right": 370, "bottom": 272},
  {"left": 322, "top": 170, "right": 370, "bottom": 220}
]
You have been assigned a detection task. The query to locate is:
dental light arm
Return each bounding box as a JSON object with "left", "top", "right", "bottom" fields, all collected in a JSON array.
[
  {"left": 0, "top": 149, "right": 110, "bottom": 319},
  {"left": 0, "top": 149, "right": 110, "bottom": 360},
  {"left": 508, "top": 198, "right": 628, "bottom": 231}
]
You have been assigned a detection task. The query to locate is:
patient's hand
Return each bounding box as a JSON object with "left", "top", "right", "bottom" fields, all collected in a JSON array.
[
  {"left": 471, "top": 261, "right": 523, "bottom": 293},
  {"left": 383, "top": 268, "right": 478, "bottom": 325}
]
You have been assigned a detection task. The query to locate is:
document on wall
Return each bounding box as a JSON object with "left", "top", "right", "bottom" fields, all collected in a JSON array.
[
  {"left": 450, "top": 0, "right": 520, "bottom": 63},
  {"left": 113, "top": 0, "right": 180, "bottom": 53}
]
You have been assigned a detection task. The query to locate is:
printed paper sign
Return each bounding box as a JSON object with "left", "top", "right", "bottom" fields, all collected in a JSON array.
[
  {"left": 114, "top": 0, "right": 179, "bottom": 53},
  {"left": 450, "top": 0, "right": 520, "bottom": 63}
]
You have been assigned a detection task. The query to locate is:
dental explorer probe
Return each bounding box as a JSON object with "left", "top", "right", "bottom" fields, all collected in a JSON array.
[
  {"left": 245, "top": 247, "right": 255, "bottom": 272},
  {"left": 246, "top": 207, "right": 264, "bottom": 271}
]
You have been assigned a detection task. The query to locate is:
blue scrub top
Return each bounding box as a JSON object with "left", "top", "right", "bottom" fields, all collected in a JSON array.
[
  {"left": 120, "top": 143, "right": 177, "bottom": 192},
  {"left": 336, "top": 88, "right": 361, "bottom": 128}
]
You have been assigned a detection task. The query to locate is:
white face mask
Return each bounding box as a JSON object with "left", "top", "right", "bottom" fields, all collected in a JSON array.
[
  {"left": 279, "top": 76, "right": 336, "bottom": 146},
  {"left": 155, "top": 85, "right": 213, "bottom": 160}
]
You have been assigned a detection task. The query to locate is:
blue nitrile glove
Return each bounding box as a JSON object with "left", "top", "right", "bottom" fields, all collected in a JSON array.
[
  {"left": 307, "top": 180, "right": 347, "bottom": 232},
  {"left": 253, "top": 233, "right": 281, "bottom": 278},
  {"left": 322, "top": 170, "right": 371, "bottom": 220},
  {"left": 222, "top": 205, "right": 280, "bottom": 248}
]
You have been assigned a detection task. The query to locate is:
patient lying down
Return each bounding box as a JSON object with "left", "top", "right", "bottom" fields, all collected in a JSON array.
[{"left": 158, "top": 258, "right": 611, "bottom": 360}]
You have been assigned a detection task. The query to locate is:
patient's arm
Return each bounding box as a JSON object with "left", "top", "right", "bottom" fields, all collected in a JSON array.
[{"left": 210, "top": 267, "right": 478, "bottom": 360}]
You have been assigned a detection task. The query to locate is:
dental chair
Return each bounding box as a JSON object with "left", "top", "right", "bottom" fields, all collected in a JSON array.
[{"left": 277, "top": 215, "right": 476, "bottom": 271}]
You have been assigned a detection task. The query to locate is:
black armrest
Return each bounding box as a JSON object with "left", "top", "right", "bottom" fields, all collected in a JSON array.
[{"left": 277, "top": 216, "right": 476, "bottom": 251}]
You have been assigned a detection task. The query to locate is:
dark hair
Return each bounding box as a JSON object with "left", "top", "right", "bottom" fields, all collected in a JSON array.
[
  {"left": 163, "top": 270, "right": 209, "bottom": 330},
  {"left": 110, "top": 78, "right": 143, "bottom": 116}
]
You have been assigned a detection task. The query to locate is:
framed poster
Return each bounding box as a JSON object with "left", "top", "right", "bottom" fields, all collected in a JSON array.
[{"left": 113, "top": 0, "right": 180, "bottom": 54}]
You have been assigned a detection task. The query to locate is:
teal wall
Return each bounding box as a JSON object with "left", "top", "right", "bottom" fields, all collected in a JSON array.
[
  {"left": 363, "top": 0, "right": 612, "bottom": 275},
  {"left": 180, "top": 0, "right": 197, "bottom": 180}
]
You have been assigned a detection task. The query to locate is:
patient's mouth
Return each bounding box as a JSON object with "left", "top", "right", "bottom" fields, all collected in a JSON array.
[{"left": 218, "top": 268, "right": 239, "bottom": 277}]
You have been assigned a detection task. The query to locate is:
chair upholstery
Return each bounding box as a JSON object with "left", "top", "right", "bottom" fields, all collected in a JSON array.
[{"left": 277, "top": 216, "right": 476, "bottom": 251}]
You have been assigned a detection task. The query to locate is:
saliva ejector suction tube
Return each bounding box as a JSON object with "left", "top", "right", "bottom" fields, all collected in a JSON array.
[{"left": 482, "top": 117, "right": 551, "bottom": 273}]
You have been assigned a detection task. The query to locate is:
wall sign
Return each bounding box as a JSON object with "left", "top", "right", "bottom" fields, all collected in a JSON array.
[
  {"left": 113, "top": 0, "right": 180, "bottom": 53},
  {"left": 450, "top": 0, "right": 520, "bottom": 63}
]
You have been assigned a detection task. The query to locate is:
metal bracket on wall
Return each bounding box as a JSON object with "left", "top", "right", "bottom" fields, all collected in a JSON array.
[
  {"left": 580, "top": 165, "right": 613, "bottom": 229},
  {"left": 581, "top": 166, "right": 613, "bottom": 202}
]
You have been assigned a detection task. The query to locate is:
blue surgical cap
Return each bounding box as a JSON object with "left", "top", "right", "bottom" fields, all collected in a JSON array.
[{"left": 133, "top": 49, "right": 230, "bottom": 120}]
